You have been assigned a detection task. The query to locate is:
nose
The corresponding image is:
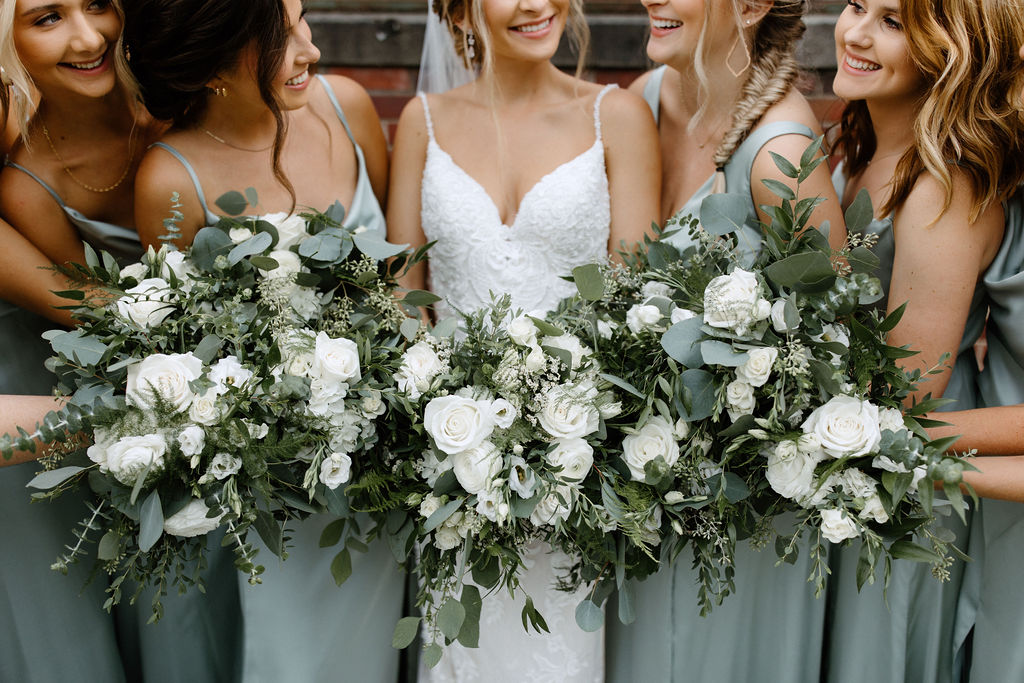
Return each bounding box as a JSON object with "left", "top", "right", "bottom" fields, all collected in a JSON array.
[
  {"left": 68, "top": 12, "right": 107, "bottom": 55},
  {"left": 840, "top": 15, "right": 872, "bottom": 50},
  {"left": 516, "top": 0, "right": 546, "bottom": 15},
  {"left": 295, "top": 24, "right": 321, "bottom": 66},
  {"left": 640, "top": 0, "right": 664, "bottom": 11}
]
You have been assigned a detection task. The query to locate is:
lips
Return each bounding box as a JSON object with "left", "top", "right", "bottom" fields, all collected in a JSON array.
[
  {"left": 844, "top": 54, "right": 881, "bottom": 72},
  {"left": 511, "top": 17, "right": 552, "bottom": 34},
  {"left": 650, "top": 17, "right": 682, "bottom": 30},
  {"left": 60, "top": 49, "right": 109, "bottom": 73},
  {"left": 285, "top": 70, "right": 309, "bottom": 87}
]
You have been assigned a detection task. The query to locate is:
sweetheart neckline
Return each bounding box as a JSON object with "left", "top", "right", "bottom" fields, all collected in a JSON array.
[{"left": 426, "top": 138, "right": 603, "bottom": 229}]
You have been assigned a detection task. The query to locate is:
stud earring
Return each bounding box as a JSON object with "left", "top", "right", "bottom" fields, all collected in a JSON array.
[{"left": 211, "top": 86, "right": 228, "bottom": 97}]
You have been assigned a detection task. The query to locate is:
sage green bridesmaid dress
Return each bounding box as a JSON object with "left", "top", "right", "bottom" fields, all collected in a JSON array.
[
  {"left": 954, "top": 190, "right": 1024, "bottom": 681},
  {"left": 605, "top": 66, "right": 827, "bottom": 683},
  {"left": 821, "top": 165, "right": 983, "bottom": 683}
]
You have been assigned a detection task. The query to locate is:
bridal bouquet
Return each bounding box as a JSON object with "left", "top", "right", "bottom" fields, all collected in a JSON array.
[
  {"left": 384, "top": 300, "right": 623, "bottom": 665},
  {"left": 1, "top": 191, "right": 421, "bottom": 615},
  {"left": 554, "top": 140, "right": 968, "bottom": 619}
]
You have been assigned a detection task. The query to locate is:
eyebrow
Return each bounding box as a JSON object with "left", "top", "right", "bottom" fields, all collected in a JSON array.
[{"left": 21, "top": 3, "right": 63, "bottom": 18}]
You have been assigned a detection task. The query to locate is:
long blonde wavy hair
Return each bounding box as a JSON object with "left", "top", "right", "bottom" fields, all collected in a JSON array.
[{"left": 837, "top": 0, "right": 1024, "bottom": 221}]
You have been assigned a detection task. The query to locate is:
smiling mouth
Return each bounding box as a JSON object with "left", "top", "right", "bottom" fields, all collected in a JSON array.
[
  {"left": 62, "top": 53, "right": 106, "bottom": 70},
  {"left": 651, "top": 17, "right": 682, "bottom": 30},
  {"left": 285, "top": 70, "right": 309, "bottom": 86},
  {"left": 512, "top": 17, "right": 552, "bottom": 33},
  {"left": 845, "top": 55, "right": 881, "bottom": 72}
]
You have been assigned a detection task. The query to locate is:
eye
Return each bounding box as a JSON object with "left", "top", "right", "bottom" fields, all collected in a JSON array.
[
  {"left": 845, "top": 0, "right": 865, "bottom": 12},
  {"left": 883, "top": 15, "right": 903, "bottom": 30},
  {"left": 33, "top": 11, "right": 61, "bottom": 27},
  {"left": 88, "top": 0, "right": 113, "bottom": 10}
]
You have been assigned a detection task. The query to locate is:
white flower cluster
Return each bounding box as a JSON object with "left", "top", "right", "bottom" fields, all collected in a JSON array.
[{"left": 703, "top": 268, "right": 771, "bottom": 337}]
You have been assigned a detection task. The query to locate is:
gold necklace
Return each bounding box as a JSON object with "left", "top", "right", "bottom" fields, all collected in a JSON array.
[
  {"left": 202, "top": 127, "right": 274, "bottom": 152},
  {"left": 40, "top": 119, "right": 135, "bottom": 193}
]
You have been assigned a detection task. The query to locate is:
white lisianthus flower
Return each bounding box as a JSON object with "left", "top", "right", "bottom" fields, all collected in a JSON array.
[
  {"left": 673, "top": 418, "right": 690, "bottom": 440},
  {"left": 119, "top": 262, "right": 148, "bottom": 282},
  {"left": 310, "top": 333, "right": 361, "bottom": 384},
  {"left": 819, "top": 508, "right": 861, "bottom": 543},
  {"left": 640, "top": 505, "right": 663, "bottom": 546},
  {"left": 258, "top": 249, "right": 303, "bottom": 279},
  {"left": 815, "top": 323, "right": 851, "bottom": 364},
  {"left": 208, "top": 355, "right": 254, "bottom": 394},
  {"left": 419, "top": 449, "right": 453, "bottom": 487},
  {"left": 127, "top": 352, "right": 203, "bottom": 412},
  {"left": 177, "top": 425, "right": 206, "bottom": 457},
  {"left": 860, "top": 494, "right": 889, "bottom": 523},
  {"left": 537, "top": 385, "right": 600, "bottom": 440},
  {"left": 419, "top": 493, "right": 443, "bottom": 519},
  {"left": 766, "top": 440, "right": 821, "bottom": 500},
  {"left": 433, "top": 523, "right": 462, "bottom": 551},
  {"left": 424, "top": 395, "right": 495, "bottom": 455},
  {"left": 116, "top": 277, "right": 174, "bottom": 328},
  {"left": 703, "top": 268, "right": 771, "bottom": 336},
  {"left": 506, "top": 315, "right": 538, "bottom": 347},
  {"left": 359, "top": 390, "right": 386, "bottom": 418},
  {"left": 801, "top": 396, "right": 882, "bottom": 458},
  {"left": 228, "top": 226, "right": 254, "bottom": 244},
  {"left": 530, "top": 485, "right": 573, "bottom": 526},
  {"left": 546, "top": 438, "right": 594, "bottom": 482},
  {"left": 878, "top": 407, "right": 906, "bottom": 433},
  {"left": 524, "top": 344, "right": 548, "bottom": 373},
  {"left": 801, "top": 473, "right": 840, "bottom": 508},
  {"left": 261, "top": 211, "right": 309, "bottom": 250},
  {"left": 600, "top": 401, "right": 623, "bottom": 420},
  {"left": 86, "top": 428, "right": 116, "bottom": 469},
  {"left": 164, "top": 498, "right": 223, "bottom": 537},
  {"left": 622, "top": 416, "right": 680, "bottom": 481},
  {"left": 642, "top": 281, "right": 672, "bottom": 299},
  {"left": 908, "top": 465, "right": 928, "bottom": 493},
  {"left": 544, "top": 334, "right": 591, "bottom": 371},
  {"left": 596, "top": 319, "right": 615, "bottom": 340},
  {"left": 488, "top": 398, "right": 518, "bottom": 429},
  {"left": 451, "top": 441, "right": 502, "bottom": 495},
  {"left": 626, "top": 304, "right": 664, "bottom": 334},
  {"left": 475, "top": 487, "right": 511, "bottom": 524},
  {"left": 838, "top": 468, "right": 877, "bottom": 498},
  {"left": 161, "top": 250, "right": 199, "bottom": 286},
  {"left": 797, "top": 432, "right": 824, "bottom": 456},
  {"left": 508, "top": 456, "right": 538, "bottom": 499},
  {"left": 736, "top": 347, "right": 779, "bottom": 388},
  {"left": 395, "top": 341, "right": 446, "bottom": 400},
  {"left": 105, "top": 434, "right": 168, "bottom": 485},
  {"left": 208, "top": 452, "right": 241, "bottom": 480},
  {"left": 770, "top": 299, "right": 797, "bottom": 333},
  {"left": 244, "top": 420, "right": 270, "bottom": 440},
  {"left": 189, "top": 390, "right": 223, "bottom": 426},
  {"left": 725, "top": 380, "right": 756, "bottom": 420},
  {"left": 307, "top": 378, "right": 348, "bottom": 417},
  {"left": 320, "top": 453, "right": 353, "bottom": 489},
  {"left": 670, "top": 306, "right": 698, "bottom": 325}
]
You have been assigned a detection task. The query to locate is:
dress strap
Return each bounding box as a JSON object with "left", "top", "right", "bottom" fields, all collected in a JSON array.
[
  {"left": 417, "top": 92, "right": 436, "bottom": 143},
  {"left": 315, "top": 74, "right": 358, "bottom": 148},
  {"left": 641, "top": 65, "right": 668, "bottom": 125},
  {"left": 732, "top": 120, "right": 814, "bottom": 178},
  {"left": 4, "top": 160, "right": 67, "bottom": 208},
  {"left": 148, "top": 141, "right": 216, "bottom": 222},
  {"left": 592, "top": 84, "right": 618, "bottom": 142}
]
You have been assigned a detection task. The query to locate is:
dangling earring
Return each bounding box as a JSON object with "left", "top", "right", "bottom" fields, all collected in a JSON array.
[
  {"left": 726, "top": 33, "right": 752, "bottom": 78},
  {"left": 466, "top": 29, "right": 476, "bottom": 61},
  {"left": 123, "top": 41, "right": 132, "bottom": 62}
]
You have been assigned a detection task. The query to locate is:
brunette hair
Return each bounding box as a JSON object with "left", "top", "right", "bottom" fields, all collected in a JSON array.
[
  {"left": 122, "top": 0, "right": 294, "bottom": 200},
  {"left": 836, "top": 0, "right": 1024, "bottom": 220}
]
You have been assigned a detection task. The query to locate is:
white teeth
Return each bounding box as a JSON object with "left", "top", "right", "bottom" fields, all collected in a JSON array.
[
  {"left": 286, "top": 70, "right": 309, "bottom": 86},
  {"left": 846, "top": 56, "right": 881, "bottom": 71},
  {"left": 652, "top": 18, "right": 682, "bottom": 29},
  {"left": 514, "top": 18, "right": 551, "bottom": 33},
  {"left": 67, "top": 56, "right": 104, "bottom": 70}
]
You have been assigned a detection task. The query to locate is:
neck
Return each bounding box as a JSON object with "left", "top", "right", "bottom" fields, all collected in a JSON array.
[
  {"left": 671, "top": 59, "right": 744, "bottom": 132},
  {"left": 865, "top": 96, "right": 919, "bottom": 160},
  {"left": 37, "top": 85, "right": 133, "bottom": 134},
  {"left": 478, "top": 58, "right": 563, "bottom": 105},
  {"left": 199, "top": 97, "right": 280, "bottom": 148}
]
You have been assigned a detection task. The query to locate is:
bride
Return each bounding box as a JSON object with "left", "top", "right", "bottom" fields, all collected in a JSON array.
[{"left": 386, "top": 0, "right": 659, "bottom": 679}]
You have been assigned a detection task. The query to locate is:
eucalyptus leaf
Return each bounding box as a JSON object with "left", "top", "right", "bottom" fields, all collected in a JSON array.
[
  {"left": 403, "top": 290, "right": 442, "bottom": 307},
  {"left": 848, "top": 246, "right": 881, "bottom": 274},
  {"left": 353, "top": 231, "right": 407, "bottom": 260},
  {"left": 661, "top": 317, "right": 704, "bottom": 368},
  {"left": 191, "top": 227, "right": 234, "bottom": 271},
  {"left": 572, "top": 264, "right": 605, "bottom": 301},
  {"left": 678, "top": 369, "right": 716, "bottom": 421},
  {"left": 330, "top": 548, "right": 353, "bottom": 586},
  {"left": 423, "top": 644, "right": 443, "bottom": 669},
  {"left": 26, "top": 465, "right": 84, "bottom": 490},
  {"left": 575, "top": 599, "right": 604, "bottom": 632},
  {"left": 138, "top": 490, "right": 163, "bottom": 553},
  {"left": 97, "top": 530, "right": 120, "bottom": 561},
  {"left": 323, "top": 485, "right": 350, "bottom": 518},
  {"left": 400, "top": 318, "right": 421, "bottom": 341},
  {"left": 50, "top": 329, "right": 108, "bottom": 366},
  {"left": 432, "top": 316, "right": 459, "bottom": 339},
  {"left": 617, "top": 581, "right": 637, "bottom": 625},
  {"left": 700, "top": 340, "right": 749, "bottom": 367},
  {"left": 889, "top": 540, "right": 943, "bottom": 564},
  {"left": 227, "top": 231, "right": 273, "bottom": 266},
  {"left": 437, "top": 598, "right": 467, "bottom": 640},
  {"left": 457, "top": 585, "right": 482, "bottom": 648},
  {"left": 391, "top": 616, "right": 421, "bottom": 649},
  {"left": 844, "top": 189, "right": 874, "bottom": 235},
  {"left": 699, "top": 193, "right": 750, "bottom": 236},
  {"left": 192, "top": 334, "right": 224, "bottom": 364},
  {"left": 764, "top": 252, "right": 836, "bottom": 289},
  {"left": 527, "top": 316, "right": 564, "bottom": 338},
  {"left": 319, "top": 519, "right": 346, "bottom": 548},
  {"left": 214, "top": 190, "right": 248, "bottom": 216},
  {"left": 254, "top": 509, "right": 283, "bottom": 557},
  {"left": 424, "top": 498, "right": 462, "bottom": 532},
  {"left": 244, "top": 187, "right": 259, "bottom": 208}
]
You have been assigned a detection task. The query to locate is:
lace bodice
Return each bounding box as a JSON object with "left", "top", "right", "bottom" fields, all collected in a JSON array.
[{"left": 419, "top": 85, "right": 615, "bottom": 319}]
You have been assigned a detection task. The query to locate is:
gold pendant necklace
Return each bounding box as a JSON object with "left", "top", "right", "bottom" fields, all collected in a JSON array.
[
  {"left": 40, "top": 118, "right": 136, "bottom": 194},
  {"left": 202, "top": 127, "right": 274, "bottom": 152}
]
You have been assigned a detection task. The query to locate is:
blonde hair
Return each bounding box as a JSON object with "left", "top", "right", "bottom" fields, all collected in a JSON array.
[{"left": 431, "top": 0, "right": 590, "bottom": 82}]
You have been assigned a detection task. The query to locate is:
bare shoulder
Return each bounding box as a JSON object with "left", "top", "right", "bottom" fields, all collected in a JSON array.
[
  {"left": 595, "top": 85, "right": 656, "bottom": 129},
  {"left": 627, "top": 70, "right": 654, "bottom": 97},
  {"left": 318, "top": 74, "right": 377, "bottom": 120},
  {"left": 395, "top": 93, "right": 429, "bottom": 135},
  {"left": 134, "top": 141, "right": 205, "bottom": 242},
  {"left": 759, "top": 89, "right": 824, "bottom": 136},
  {"left": 901, "top": 168, "right": 1004, "bottom": 239}
]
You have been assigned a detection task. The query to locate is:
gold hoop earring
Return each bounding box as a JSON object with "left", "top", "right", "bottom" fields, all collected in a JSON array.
[{"left": 726, "top": 33, "right": 752, "bottom": 78}]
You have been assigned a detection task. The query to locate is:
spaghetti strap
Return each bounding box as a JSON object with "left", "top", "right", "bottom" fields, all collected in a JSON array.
[
  {"left": 4, "top": 161, "right": 67, "bottom": 208},
  {"left": 641, "top": 66, "right": 668, "bottom": 125},
  {"left": 592, "top": 84, "right": 617, "bottom": 143},
  {"left": 149, "top": 141, "right": 218, "bottom": 224},
  {"left": 417, "top": 92, "right": 436, "bottom": 143},
  {"left": 315, "top": 75, "right": 358, "bottom": 147}
]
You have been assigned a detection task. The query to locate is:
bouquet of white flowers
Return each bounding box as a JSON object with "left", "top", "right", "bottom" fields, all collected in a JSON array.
[{"left": 1, "top": 191, "right": 426, "bottom": 614}]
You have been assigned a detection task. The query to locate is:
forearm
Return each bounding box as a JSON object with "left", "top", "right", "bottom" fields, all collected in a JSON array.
[
  {"left": 927, "top": 406, "right": 1024, "bottom": 456},
  {"left": 0, "top": 395, "right": 62, "bottom": 466},
  {"left": 960, "top": 456, "right": 1024, "bottom": 503}
]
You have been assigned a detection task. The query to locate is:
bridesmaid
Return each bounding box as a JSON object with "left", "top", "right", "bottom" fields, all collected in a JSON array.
[
  {"left": 125, "top": 0, "right": 404, "bottom": 680},
  {"left": 823, "top": 1, "right": 1024, "bottom": 682},
  {"left": 0, "top": 3, "right": 240, "bottom": 682},
  {"left": 607, "top": 2, "right": 845, "bottom": 681}
]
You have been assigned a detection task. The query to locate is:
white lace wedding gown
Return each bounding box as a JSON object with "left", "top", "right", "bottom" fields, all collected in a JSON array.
[{"left": 415, "top": 85, "right": 616, "bottom": 683}]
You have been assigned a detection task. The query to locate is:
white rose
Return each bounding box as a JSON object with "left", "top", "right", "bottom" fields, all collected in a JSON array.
[
  {"left": 209, "top": 356, "right": 254, "bottom": 394},
  {"left": 622, "top": 416, "right": 680, "bottom": 481},
  {"left": 600, "top": 401, "right": 623, "bottom": 420},
  {"left": 434, "top": 523, "right": 463, "bottom": 551},
  {"left": 524, "top": 344, "right": 548, "bottom": 373},
  {"left": 106, "top": 434, "right": 167, "bottom": 485},
  {"left": 673, "top": 418, "right": 690, "bottom": 440},
  {"left": 489, "top": 398, "right": 518, "bottom": 429},
  {"left": 726, "top": 380, "right": 756, "bottom": 420},
  {"left": 475, "top": 487, "right": 511, "bottom": 524},
  {"left": 530, "top": 485, "right": 573, "bottom": 526},
  {"left": 770, "top": 299, "right": 797, "bottom": 333},
  {"left": 126, "top": 353, "right": 203, "bottom": 412},
  {"left": 642, "top": 281, "right": 673, "bottom": 299},
  {"left": 262, "top": 212, "right": 309, "bottom": 250},
  {"left": 451, "top": 441, "right": 502, "bottom": 495},
  {"left": 419, "top": 493, "right": 443, "bottom": 519},
  {"left": 258, "top": 249, "right": 303, "bottom": 279},
  {"left": 546, "top": 438, "right": 594, "bottom": 482},
  {"left": 320, "top": 453, "right": 353, "bottom": 489},
  {"left": 626, "top": 304, "right": 664, "bottom": 334},
  {"left": 703, "top": 268, "right": 771, "bottom": 336},
  {"left": 797, "top": 432, "right": 823, "bottom": 456},
  {"left": 596, "top": 319, "right": 615, "bottom": 339},
  {"left": 736, "top": 347, "right": 779, "bottom": 388},
  {"left": 819, "top": 508, "right": 860, "bottom": 543},
  {"left": 359, "top": 391, "right": 386, "bottom": 418},
  {"left": 164, "top": 498, "right": 223, "bottom": 537},
  {"left": 208, "top": 452, "right": 241, "bottom": 480},
  {"left": 544, "top": 334, "right": 591, "bottom": 370},
  {"left": 878, "top": 407, "right": 906, "bottom": 433},
  {"left": 506, "top": 315, "right": 538, "bottom": 347},
  {"left": 537, "top": 385, "right": 600, "bottom": 440},
  {"left": 310, "top": 332, "right": 361, "bottom": 384},
  {"left": 801, "top": 396, "right": 882, "bottom": 458},
  {"left": 860, "top": 494, "right": 889, "bottom": 524},
  {"left": 188, "top": 390, "right": 223, "bottom": 426},
  {"left": 229, "top": 226, "right": 254, "bottom": 244},
  {"left": 508, "top": 456, "right": 538, "bottom": 499},
  {"left": 119, "top": 262, "right": 148, "bottom": 282},
  {"left": 87, "top": 428, "right": 115, "bottom": 469},
  {"left": 670, "top": 307, "right": 698, "bottom": 325},
  {"left": 396, "top": 341, "right": 445, "bottom": 399},
  {"left": 116, "top": 278, "right": 174, "bottom": 328},
  {"left": 307, "top": 378, "right": 348, "bottom": 417},
  {"left": 177, "top": 425, "right": 205, "bottom": 457},
  {"left": 423, "top": 395, "right": 494, "bottom": 455},
  {"left": 766, "top": 440, "right": 820, "bottom": 500}
]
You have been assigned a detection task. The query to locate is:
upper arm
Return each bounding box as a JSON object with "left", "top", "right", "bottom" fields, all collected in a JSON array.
[
  {"left": 324, "top": 75, "right": 389, "bottom": 207},
  {"left": 600, "top": 88, "right": 660, "bottom": 259},
  {"left": 887, "top": 173, "right": 1003, "bottom": 401},
  {"left": 385, "top": 97, "right": 430, "bottom": 292},
  {"left": 0, "top": 166, "right": 86, "bottom": 266},
  {"left": 133, "top": 147, "right": 205, "bottom": 249},
  {"left": 0, "top": 217, "right": 74, "bottom": 325}
]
